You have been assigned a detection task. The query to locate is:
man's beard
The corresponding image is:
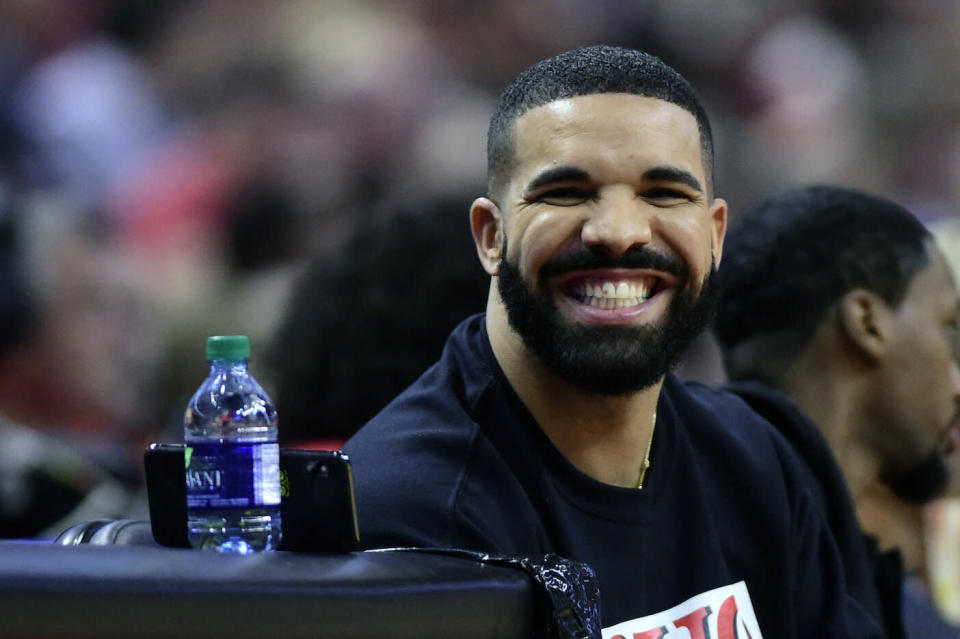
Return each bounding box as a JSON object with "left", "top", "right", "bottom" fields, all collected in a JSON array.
[
  {"left": 496, "top": 242, "right": 718, "bottom": 395},
  {"left": 885, "top": 448, "right": 950, "bottom": 504}
]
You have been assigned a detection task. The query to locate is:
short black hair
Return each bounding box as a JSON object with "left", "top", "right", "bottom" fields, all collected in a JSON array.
[
  {"left": 266, "top": 192, "right": 490, "bottom": 444},
  {"left": 486, "top": 44, "right": 714, "bottom": 200},
  {"left": 714, "top": 184, "right": 931, "bottom": 373}
]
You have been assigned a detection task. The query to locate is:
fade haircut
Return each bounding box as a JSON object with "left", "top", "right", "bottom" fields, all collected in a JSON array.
[
  {"left": 486, "top": 45, "right": 715, "bottom": 202},
  {"left": 714, "top": 184, "right": 931, "bottom": 377}
]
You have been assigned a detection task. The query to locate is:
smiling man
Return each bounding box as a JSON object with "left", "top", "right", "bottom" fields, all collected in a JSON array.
[
  {"left": 344, "top": 46, "right": 881, "bottom": 638},
  {"left": 488, "top": 94, "right": 720, "bottom": 400}
]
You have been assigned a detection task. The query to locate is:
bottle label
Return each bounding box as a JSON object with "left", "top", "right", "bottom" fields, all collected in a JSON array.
[{"left": 186, "top": 441, "right": 281, "bottom": 509}]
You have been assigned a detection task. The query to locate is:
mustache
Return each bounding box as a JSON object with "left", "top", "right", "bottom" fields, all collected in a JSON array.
[{"left": 538, "top": 246, "right": 687, "bottom": 282}]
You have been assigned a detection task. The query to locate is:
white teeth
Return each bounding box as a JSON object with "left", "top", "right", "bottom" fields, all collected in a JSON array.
[{"left": 576, "top": 279, "right": 652, "bottom": 309}]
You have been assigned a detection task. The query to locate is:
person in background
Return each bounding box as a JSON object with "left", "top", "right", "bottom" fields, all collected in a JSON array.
[
  {"left": 0, "top": 202, "right": 139, "bottom": 538},
  {"left": 714, "top": 184, "right": 960, "bottom": 638},
  {"left": 344, "top": 45, "right": 882, "bottom": 637},
  {"left": 924, "top": 217, "right": 960, "bottom": 625},
  {"left": 266, "top": 191, "right": 489, "bottom": 448}
]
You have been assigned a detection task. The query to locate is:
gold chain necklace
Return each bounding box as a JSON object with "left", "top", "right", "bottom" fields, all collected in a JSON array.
[{"left": 636, "top": 410, "right": 657, "bottom": 490}]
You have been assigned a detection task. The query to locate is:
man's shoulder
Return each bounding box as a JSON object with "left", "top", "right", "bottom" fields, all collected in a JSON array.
[
  {"left": 344, "top": 384, "right": 535, "bottom": 551},
  {"left": 343, "top": 361, "right": 489, "bottom": 548},
  {"left": 665, "top": 375, "right": 806, "bottom": 486},
  {"left": 343, "top": 314, "right": 536, "bottom": 550},
  {"left": 667, "top": 375, "right": 782, "bottom": 438},
  {"left": 344, "top": 347, "right": 485, "bottom": 491}
]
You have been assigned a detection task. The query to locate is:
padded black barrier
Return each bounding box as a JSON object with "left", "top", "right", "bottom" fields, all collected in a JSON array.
[
  {"left": 54, "top": 518, "right": 158, "bottom": 547},
  {"left": 0, "top": 541, "right": 600, "bottom": 639},
  {"left": 397, "top": 548, "right": 601, "bottom": 639}
]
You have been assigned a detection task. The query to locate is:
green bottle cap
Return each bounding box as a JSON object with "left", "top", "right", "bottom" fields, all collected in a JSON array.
[{"left": 206, "top": 335, "right": 251, "bottom": 361}]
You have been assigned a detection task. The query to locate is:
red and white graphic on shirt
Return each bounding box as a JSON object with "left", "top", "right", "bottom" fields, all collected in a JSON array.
[{"left": 602, "top": 581, "right": 762, "bottom": 639}]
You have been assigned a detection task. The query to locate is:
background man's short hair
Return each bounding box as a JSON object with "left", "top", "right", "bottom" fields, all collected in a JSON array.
[
  {"left": 714, "top": 184, "right": 931, "bottom": 361},
  {"left": 486, "top": 45, "right": 715, "bottom": 200}
]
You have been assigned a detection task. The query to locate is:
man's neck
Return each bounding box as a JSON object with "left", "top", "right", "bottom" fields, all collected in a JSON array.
[
  {"left": 486, "top": 298, "right": 662, "bottom": 488},
  {"left": 777, "top": 356, "right": 878, "bottom": 499}
]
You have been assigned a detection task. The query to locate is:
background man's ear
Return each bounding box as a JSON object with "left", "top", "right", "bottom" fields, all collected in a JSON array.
[
  {"left": 837, "top": 289, "right": 891, "bottom": 362},
  {"left": 470, "top": 197, "right": 503, "bottom": 276}
]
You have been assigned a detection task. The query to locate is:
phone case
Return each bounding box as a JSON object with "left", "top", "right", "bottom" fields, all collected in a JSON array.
[{"left": 143, "top": 443, "right": 360, "bottom": 553}]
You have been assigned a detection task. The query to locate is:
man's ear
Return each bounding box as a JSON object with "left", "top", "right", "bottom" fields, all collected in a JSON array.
[
  {"left": 837, "top": 289, "right": 891, "bottom": 362},
  {"left": 470, "top": 197, "right": 503, "bottom": 276},
  {"left": 709, "top": 197, "right": 728, "bottom": 265}
]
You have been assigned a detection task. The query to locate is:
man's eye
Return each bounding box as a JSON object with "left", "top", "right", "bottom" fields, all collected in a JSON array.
[
  {"left": 641, "top": 188, "right": 691, "bottom": 204},
  {"left": 538, "top": 188, "right": 592, "bottom": 205}
]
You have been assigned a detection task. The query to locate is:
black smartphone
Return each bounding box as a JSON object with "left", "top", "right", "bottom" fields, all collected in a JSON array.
[{"left": 144, "top": 443, "right": 360, "bottom": 553}]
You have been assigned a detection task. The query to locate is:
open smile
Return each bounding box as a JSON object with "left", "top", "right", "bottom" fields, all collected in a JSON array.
[
  {"left": 551, "top": 269, "right": 676, "bottom": 320},
  {"left": 568, "top": 276, "right": 662, "bottom": 309}
]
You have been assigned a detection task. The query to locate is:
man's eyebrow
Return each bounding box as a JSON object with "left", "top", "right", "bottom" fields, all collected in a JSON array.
[
  {"left": 523, "top": 166, "right": 592, "bottom": 194},
  {"left": 641, "top": 166, "right": 703, "bottom": 193}
]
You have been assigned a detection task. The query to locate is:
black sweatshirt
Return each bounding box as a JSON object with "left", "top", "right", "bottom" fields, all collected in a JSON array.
[{"left": 345, "top": 315, "right": 882, "bottom": 638}]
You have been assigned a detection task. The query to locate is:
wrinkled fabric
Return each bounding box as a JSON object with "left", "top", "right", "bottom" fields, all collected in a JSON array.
[{"left": 519, "top": 553, "right": 602, "bottom": 639}]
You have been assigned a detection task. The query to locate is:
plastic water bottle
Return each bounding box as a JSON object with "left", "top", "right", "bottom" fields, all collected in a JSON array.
[{"left": 184, "top": 335, "right": 281, "bottom": 553}]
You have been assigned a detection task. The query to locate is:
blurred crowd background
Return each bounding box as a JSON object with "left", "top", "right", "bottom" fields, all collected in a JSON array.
[{"left": 1, "top": 0, "right": 960, "bottom": 619}]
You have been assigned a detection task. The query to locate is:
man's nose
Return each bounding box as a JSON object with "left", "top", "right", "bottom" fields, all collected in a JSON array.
[{"left": 580, "top": 191, "right": 653, "bottom": 258}]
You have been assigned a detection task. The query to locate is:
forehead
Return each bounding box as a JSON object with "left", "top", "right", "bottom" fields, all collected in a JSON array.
[{"left": 510, "top": 94, "right": 705, "bottom": 186}]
